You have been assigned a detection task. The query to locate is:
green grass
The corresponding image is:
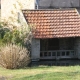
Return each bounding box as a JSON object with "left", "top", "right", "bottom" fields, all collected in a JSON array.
[{"left": 0, "top": 66, "right": 80, "bottom": 80}]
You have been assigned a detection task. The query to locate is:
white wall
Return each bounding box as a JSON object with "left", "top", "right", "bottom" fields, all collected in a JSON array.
[{"left": 1, "top": 0, "right": 35, "bottom": 26}]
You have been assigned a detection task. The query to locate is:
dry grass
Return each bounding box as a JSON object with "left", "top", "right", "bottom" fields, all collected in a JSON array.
[{"left": 0, "top": 44, "right": 31, "bottom": 69}]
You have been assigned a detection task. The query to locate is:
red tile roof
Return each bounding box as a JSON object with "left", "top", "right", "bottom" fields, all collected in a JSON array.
[{"left": 22, "top": 8, "right": 80, "bottom": 38}]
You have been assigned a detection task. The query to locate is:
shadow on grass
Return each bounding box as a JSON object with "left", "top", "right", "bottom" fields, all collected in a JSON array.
[{"left": 13, "top": 71, "right": 80, "bottom": 80}]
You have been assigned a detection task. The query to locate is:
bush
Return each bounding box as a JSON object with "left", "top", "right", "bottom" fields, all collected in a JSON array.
[
  {"left": 0, "top": 44, "right": 31, "bottom": 69},
  {"left": 1, "top": 26, "right": 32, "bottom": 50}
]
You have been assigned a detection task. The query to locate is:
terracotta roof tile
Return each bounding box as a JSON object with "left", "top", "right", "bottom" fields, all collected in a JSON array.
[{"left": 22, "top": 9, "right": 80, "bottom": 38}]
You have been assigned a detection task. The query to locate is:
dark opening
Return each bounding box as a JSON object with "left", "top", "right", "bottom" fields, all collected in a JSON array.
[
  {"left": 52, "top": 52, "right": 56, "bottom": 56},
  {"left": 48, "top": 39, "right": 59, "bottom": 50},
  {"left": 40, "top": 38, "right": 59, "bottom": 51},
  {"left": 40, "top": 38, "right": 77, "bottom": 60},
  {"left": 62, "top": 52, "right": 65, "bottom": 56},
  {"left": 66, "top": 51, "right": 70, "bottom": 56},
  {"left": 57, "top": 52, "right": 60, "bottom": 56}
]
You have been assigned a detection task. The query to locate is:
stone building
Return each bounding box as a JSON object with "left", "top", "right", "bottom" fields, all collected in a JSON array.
[
  {"left": 23, "top": 8, "right": 80, "bottom": 61},
  {"left": 1, "top": 0, "right": 80, "bottom": 61},
  {"left": 23, "top": 0, "right": 80, "bottom": 61}
]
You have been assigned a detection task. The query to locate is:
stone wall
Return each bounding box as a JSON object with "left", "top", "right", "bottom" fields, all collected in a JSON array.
[{"left": 31, "top": 39, "right": 40, "bottom": 61}]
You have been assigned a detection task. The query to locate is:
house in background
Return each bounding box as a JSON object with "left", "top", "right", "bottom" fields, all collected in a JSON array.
[
  {"left": 1, "top": 0, "right": 80, "bottom": 61},
  {"left": 37, "top": 0, "right": 80, "bottom": 9}
]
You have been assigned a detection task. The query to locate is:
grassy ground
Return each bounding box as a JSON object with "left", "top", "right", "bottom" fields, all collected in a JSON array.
[{"left": 0, "top": 65, "right": 80, "bottom": 80}]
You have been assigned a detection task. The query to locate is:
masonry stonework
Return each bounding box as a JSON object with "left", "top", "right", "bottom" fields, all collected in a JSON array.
[{"left": 31, "top": 39, "right": 40, "bottom": 61}]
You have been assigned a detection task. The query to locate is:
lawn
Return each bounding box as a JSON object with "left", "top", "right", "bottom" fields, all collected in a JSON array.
[{"left": 0, "top": 65, "right": 80, "bottom": 80}]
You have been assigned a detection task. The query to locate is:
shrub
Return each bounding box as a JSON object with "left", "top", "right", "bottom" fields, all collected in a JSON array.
[
  {"left": 1, "top": 26, "right": 32, "bottom": 50},
  {"left": 0, "top": 44, "right": 31, "bottom": 69},
  {"left": 0, "top": 21, "right": 34, "bottom": 51}
]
